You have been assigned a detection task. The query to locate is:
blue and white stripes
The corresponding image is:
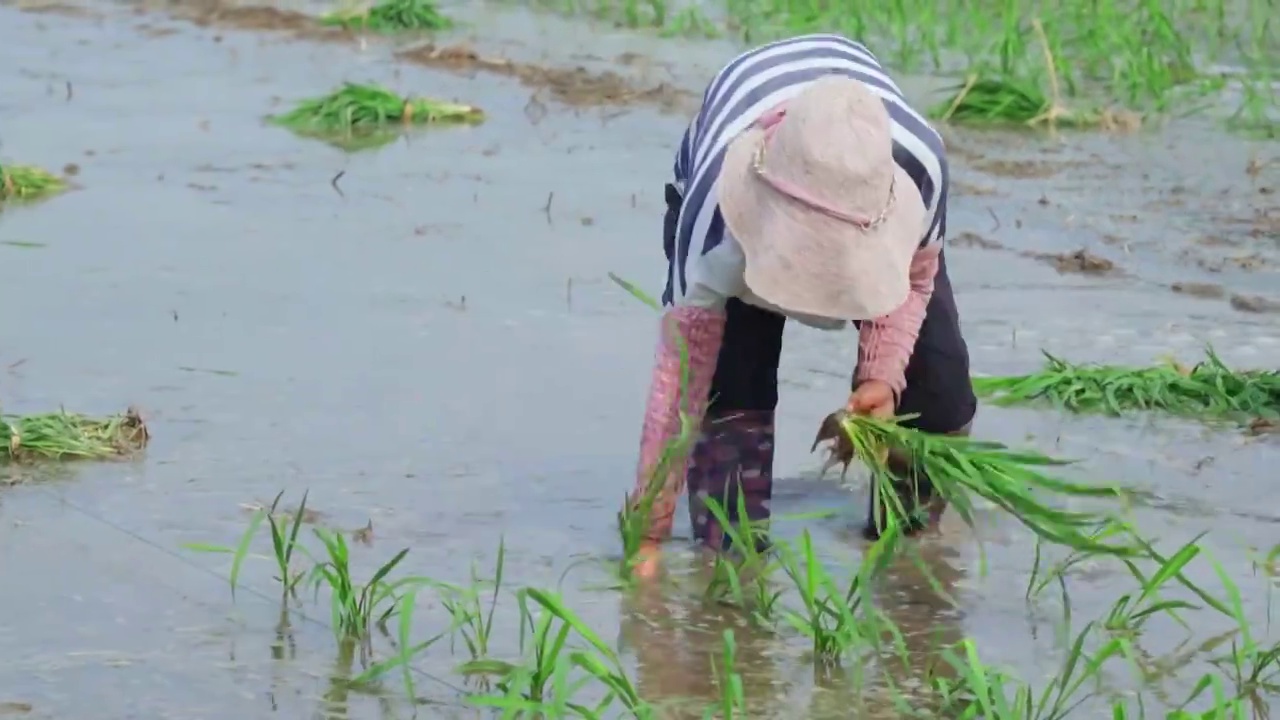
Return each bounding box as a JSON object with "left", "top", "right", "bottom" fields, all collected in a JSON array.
[{"left": 664, "top": 34, "right": 949, "bottom": 308}]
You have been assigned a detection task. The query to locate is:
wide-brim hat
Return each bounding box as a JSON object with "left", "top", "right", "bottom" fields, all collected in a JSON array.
[{"left": 719, "top": 75, "right": 927, "bottom": 321}]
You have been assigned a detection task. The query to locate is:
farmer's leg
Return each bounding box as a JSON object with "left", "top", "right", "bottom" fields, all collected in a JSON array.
[
  {"left": 864, "top": 249, "right": 978, "bottom": 539},
  {"left": 687, "top": 298, "right": 784, "bottom": 553}
]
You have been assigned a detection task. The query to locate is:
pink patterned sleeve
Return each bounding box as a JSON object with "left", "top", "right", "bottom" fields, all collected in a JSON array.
[
  {"left": 632, "top": 307, "right": 726, "bottom": 542},
  {"left": 855, "top": 243, "right": 942, "bottom": 395}
]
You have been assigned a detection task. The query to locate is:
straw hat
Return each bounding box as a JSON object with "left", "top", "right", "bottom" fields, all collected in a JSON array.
[{"left": 719, "top": 75, "right": 927, "bottom": 321}]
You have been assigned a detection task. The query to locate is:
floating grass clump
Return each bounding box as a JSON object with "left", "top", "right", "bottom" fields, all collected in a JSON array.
[
  {"left": 973, "top": 347, "right": 1280, "bottom": 424},
  {"left": 321, "top": 0, "right": 452, "bottom": 32},
  {"left": 268, "top": 82, "right": 483, "bottom": 150},
  {"left": 0, "top": 406, "right": 149, "bottom": 462},
  {"left": 0, "top": 162, "right": 65, "bottom": 203}
]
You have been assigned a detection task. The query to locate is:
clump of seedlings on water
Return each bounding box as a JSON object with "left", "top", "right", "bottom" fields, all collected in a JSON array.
[
  {"left": 973, "top": 346, "right": 1280, "bottom": 426},
  {"left": 268, "top": 82, "right": 483, "bottom": 150},
  {"left": 320, "top": 0, "right": 452, "bottom": 32},
  {"left": 0, "top": 406, "right": 149, "bottom": 462},
  {"left": 0, "top": 162, "right": 66, "bottom": 203}
]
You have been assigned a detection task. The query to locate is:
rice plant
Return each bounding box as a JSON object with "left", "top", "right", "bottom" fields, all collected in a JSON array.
[
  {"left": 700, "top": 493, "right": 783, "bottom": 624},
  {"left": 320, "top": 0, "right": 452, "bottom": 32},
  {"left": 973, "top": 347, "right": 1280, "bottom": 424},
  {"left": 439, "top": 539, "right": 506, "bottom": 668},
  {"left": 0, "top": 406, "right": 149, "bottom": 462},
  {"left": 0, "top": 162, "right": 65, "bottom": 203},
  {"left": 183, "top": 490, "right": 310, "bottom": 600}
]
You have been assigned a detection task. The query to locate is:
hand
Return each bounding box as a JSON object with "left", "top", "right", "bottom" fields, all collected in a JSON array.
[
  {"left": 631, "top": 541, "right": 662, "bottom": 580},
  {"left": 810, "top": 381, "right": 896, "bottom": 480},
  {"left": 846, "top": 379, "right": 895, "bottom": 419}
]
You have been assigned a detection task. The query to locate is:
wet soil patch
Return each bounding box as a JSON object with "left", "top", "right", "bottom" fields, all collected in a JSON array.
[
  {"left": 1170, "top": 281, "right": 1226, "bottom": 299},
  {"left": 947, "top": 233, "right": 1126, "bottom": 277},
  {"left": 1229, "top": 294, "right": 1280, "bottom": 314},
  {"left": 395, "top": 43, "right": 695, "bottom": 113},
  {"left": 1029, "top": 248, "right": 1120, "bottom": 275},
  {"left": 950, "top": 231, "right": 1005, "bottom": 250},
  {"left": 129, "top": 0, "right": 357, "bottom": 43},
  {"left": 967, "top": 158, "right": 1086, "bottom": 179}
]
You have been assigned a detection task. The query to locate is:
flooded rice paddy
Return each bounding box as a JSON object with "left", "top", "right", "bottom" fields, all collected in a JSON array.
[{"left": 0, "top": 0, "right": 1278, "bottom": 717}]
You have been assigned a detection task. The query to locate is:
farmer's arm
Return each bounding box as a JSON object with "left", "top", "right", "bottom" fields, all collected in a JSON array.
[
  {"left": 633, "top": 298, "right": 727, "bottom": 542},
  {"left": 634, "top": 116, "right": 729, "bottom": 544},
  {"left": 855, "top": 211, "right": 945, "bottom": 396}
]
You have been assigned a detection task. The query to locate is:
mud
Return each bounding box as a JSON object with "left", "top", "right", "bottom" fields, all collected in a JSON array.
[
  {"left": 396, "top": 43, "right": 695, "bottom": 113},
  {"left": 1229, "top": 293, "right": 1280, "bottom": 314},
  {"left": 2, "top": 2, "right": 1279, "bottom": 718}
]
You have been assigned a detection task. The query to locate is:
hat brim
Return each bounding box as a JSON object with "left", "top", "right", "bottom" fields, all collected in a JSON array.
[{"left": 719, "top": 126, "right": 927, "bottom": 321}]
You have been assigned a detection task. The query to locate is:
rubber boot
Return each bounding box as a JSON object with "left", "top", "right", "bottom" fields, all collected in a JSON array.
[
  {"left": 687, "top": 410, "right": 775, "bottom": 555},
  {"left": 863, "top": 452, "right": 946, "bottom": 540},
  {"left": 632, "top": 307, "right": 726, "bottom": 543}
]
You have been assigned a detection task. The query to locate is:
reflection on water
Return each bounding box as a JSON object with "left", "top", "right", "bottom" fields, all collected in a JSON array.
[{"left": 617, "top": 538, "right": 969, "bottom": 718}]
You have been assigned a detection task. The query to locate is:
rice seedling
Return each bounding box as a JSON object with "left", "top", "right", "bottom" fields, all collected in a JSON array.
[
  {"left": 183, "top": 490, "right": 311, "bottom": 601},
  {"left": 320, "top": 0, "right": 452, "bottom": 32},
  {"left": 772, "top": 527, "right": 898, "bottom": 669},
  {"left": 0, "top": 406, "right": 149, "bottom": 462},
  {"left": 467, "top": 587, "right": 655, "bottom": 718},
  {"left": 837, "top": 412, "right": 1138, "bottom": 556},
  {"left": 306, "top": 528, "right": 433, "bottom": 654},
  {"left": 931, "top": 74, "right": 1104, "bottom": 128},
  {"left": 972, "top": 347, "right": 1280, "bottom": 424},
  {"left": 707, "top": 630, "right": 745, "bottom": 719},
  {"left": 267, "top": 83, "right": 484, "bottom": 150},
  {"left": 701, "top": 494, "right": 783, "bottom": 623},
  {"left": 438, "top": 539, "right": 506, "bottom": 668},
  {"left": 0, "top": 162, "right": 65, "bottom": 203}
]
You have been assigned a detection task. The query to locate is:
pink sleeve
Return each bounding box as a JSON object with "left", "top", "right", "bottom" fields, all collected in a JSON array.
[
  {"left": 855, "top": 243, "right": 942, "bottom": 395},
  {"left": 633, "top": 307, "right": 726, "bottom": 542}
]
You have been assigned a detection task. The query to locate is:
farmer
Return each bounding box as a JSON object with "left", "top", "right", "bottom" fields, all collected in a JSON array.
[{"left": 630, "top": 34, "right": 977, "bottom": 577}]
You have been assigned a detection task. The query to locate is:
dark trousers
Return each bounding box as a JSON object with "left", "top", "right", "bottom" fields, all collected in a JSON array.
[{"left": 709, "top": 251, "right": 977, "bottom": 433}]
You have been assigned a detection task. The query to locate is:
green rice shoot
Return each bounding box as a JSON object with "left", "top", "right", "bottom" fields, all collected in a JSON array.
[
  {"left": 836, "top": 412, "right": 1136, "bottom": 556},
  {"left": 972, "top": 347, "right": 1280, "bottom": 424},
  {"left": 268, "top": 82, "right": 483, "bottom": 149},
  {"left": 0, "top": 162, "right": 66, "bottom": 203},
  {"left": 320, "top": 0, "right": 452, "bottom": 32},
  {"left": 0, "top": 406, "right": 149, "bottom": 462}
]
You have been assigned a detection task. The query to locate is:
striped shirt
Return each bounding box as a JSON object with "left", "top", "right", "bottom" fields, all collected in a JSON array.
[{"left": 662, "top": 34, "right": 949, "bottom": 329}]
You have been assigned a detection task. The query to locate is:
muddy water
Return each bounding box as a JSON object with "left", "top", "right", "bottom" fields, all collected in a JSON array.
[{"left": 0, "top": 2, "right": 1277, "bottom": 718}]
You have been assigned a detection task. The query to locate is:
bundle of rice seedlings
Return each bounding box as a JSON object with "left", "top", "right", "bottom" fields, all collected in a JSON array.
[
  {"left": 838, "top": 413, "right": 1137, "bottom": 556},
  {"left": 320, "top": 0, "right": 452, "bottom": 32},
  {"left": 0, "top": 162, "right": 66, "bottom": 203},
  {"left": 0, "top": 407, "right": 149, "bottom": 462},
  {"left": 268, "top": 82, "right": 483, "bottom": 149},
  {"left": 930, "top": 74, "right": 1099, "bottom": 128},
  {"left": 972, "top": 348, "right": 1280, "bottom": 423}
]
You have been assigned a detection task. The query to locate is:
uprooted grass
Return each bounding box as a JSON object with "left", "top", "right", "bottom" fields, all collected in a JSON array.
[
  {"left": 972, "top": 347, "right": 1280, "bottom": 425},
  {"left": 320, "top": 0, "right": 452, "bottom": 32},
  {"left": 267, "top": 82, "right": 483, "bottom": 149},
  {"left": 0, "top": 407, "right": 149, "bottom": 462},
  {"left": 0, "top": 163, "right": 66, "bottom": 203}
]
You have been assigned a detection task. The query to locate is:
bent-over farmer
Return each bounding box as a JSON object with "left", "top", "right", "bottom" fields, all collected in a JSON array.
[{"left": 630, "top": 33, "right": 978, "bottom": 577}]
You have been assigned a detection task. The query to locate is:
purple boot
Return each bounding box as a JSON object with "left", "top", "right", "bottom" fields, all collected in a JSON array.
[{"left": 686, "top": 410, "right": 775, "bottom": 554}]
